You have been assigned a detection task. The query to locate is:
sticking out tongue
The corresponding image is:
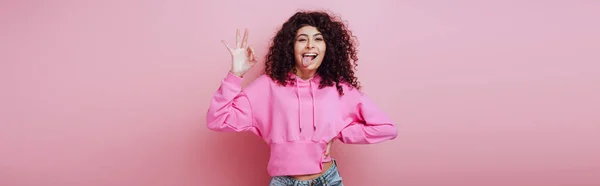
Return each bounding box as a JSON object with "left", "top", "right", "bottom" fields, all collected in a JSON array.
[{"left": 302, "top": 56, "right": 314, "bottom": 67}]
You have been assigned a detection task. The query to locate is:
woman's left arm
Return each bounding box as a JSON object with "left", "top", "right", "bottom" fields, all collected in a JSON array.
[{"left": 336, "top": 92, "right": 399, "bottom": 144}]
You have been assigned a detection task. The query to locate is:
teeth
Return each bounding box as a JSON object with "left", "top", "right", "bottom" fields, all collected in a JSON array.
[{"left": 303, "top": 53, "right": 317, "bottom": 57}]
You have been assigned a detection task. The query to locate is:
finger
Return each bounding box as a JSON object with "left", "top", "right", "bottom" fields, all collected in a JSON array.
[
  {"left": 242, "top": 28, "right": 249, "bottom": 48},
  {"left": 236, "top": 29, "right": 241, "bottom": 48},
  {"left": 246, "top": 47, "right": 252, "bottom": 57},
  {"left": 221, "top": 40, "right": 232, "bottom": 53},
  {"left": 249, "top": 46, "right": 256, "bottom": 61}
]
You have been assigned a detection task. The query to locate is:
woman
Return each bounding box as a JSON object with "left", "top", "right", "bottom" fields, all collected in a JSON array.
[{"left": 206, "top": 10, "right": 398, "bottom": 186}]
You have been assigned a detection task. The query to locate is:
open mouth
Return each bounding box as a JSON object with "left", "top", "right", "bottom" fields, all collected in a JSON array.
[{"left": 302, "top": 53, "right": 318, "bottom": 66}]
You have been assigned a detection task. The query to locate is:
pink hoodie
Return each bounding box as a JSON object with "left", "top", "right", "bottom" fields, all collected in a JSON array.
[{"left": 206, "top": 72, "right": 398, "bottom": 177}]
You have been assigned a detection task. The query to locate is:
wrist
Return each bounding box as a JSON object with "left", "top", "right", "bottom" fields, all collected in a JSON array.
[{"left": 229, "top": 70, "right": 244, "bottom": 78}]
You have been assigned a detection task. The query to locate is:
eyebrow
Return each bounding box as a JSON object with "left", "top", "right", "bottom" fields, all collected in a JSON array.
[{"left": 296, "top": 33, "right": 322, "bottom": 38}]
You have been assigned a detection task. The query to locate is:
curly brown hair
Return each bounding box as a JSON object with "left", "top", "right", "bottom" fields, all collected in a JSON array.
[{"left": 264, "top": 10, "right": 361, "bottom": 96}]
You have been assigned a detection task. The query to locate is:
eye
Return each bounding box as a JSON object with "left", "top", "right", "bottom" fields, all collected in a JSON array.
[
  {"left": 315, "top": 38, "right": 324, "bottom": 41},
  {"left": 297, "top": 38, "right": 307, "bottom": 42}
]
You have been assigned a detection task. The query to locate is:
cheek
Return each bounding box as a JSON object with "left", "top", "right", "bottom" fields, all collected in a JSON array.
[
  {"left": 294, "top": 42, "right": 303, "bottom": 54},
  {"left": 319, "top": 43, "right": 326, "bottom": 53},
  {"left": 293, "top": 46, "right": 300, "bottom": 56}
]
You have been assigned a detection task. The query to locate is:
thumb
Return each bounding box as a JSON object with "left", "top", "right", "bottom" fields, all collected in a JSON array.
[{"left": 221, "top": 40, "right": 232, "bottom": 53}]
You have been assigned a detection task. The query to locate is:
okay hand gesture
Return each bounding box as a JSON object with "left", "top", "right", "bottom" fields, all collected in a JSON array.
[{"left": 222, "top": 28, "right": 257, "bottom": 77}]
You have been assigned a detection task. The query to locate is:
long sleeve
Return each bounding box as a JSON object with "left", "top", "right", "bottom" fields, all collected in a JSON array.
[
  {"left": 337, "top": 92, "right": 398, "bottom": 144},
  {"left": 206, "top": 72, "right": 260, "bottom": 136}
]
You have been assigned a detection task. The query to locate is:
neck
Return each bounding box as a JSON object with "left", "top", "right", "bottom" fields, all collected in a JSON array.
[{"left": 294, "top": 68, "right": 316, "bottom": 80}]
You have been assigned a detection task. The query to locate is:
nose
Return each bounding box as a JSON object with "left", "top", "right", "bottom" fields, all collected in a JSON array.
[{"left": 305, "top": 40, "right": 314, "bottom": 49}]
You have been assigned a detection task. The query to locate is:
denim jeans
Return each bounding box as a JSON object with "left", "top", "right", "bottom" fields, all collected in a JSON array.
[{"left": 269, "top": 159, "right": 343, "bottom": 186}]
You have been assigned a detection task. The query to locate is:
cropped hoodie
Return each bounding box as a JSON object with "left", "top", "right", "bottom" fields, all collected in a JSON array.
[{"left": 206, "top": 72, "right": 398, "bottom": 177}]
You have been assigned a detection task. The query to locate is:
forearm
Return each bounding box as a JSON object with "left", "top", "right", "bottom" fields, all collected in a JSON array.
[
  {"left": 337, "top": 122, "right": 398, "bottom": 144},
  {"left": 206, "top": 72, "right": 255, "bottom": 132}
]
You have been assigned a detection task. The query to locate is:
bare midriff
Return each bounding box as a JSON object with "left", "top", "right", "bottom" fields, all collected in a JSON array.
[{"left": 290, "top": 161, "right": 334, "bottom": 180}]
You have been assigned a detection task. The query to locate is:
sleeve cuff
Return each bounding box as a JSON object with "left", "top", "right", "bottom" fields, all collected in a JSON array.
[{"left": 224, "top": 71, "right": 243, "bottom": 85}]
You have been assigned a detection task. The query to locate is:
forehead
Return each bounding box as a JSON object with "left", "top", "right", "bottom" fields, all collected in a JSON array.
[{"left": 296, "top": 25, "right": 321, "bottom": 36}]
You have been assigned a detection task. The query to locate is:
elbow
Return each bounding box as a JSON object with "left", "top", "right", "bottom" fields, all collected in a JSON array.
[
  {"left": 205, "top": 106, "right": 232, "bottom": 132},
  {"left": 373, "top": 123, "right": 398, "bottom": 142},
  {"left": 374, "top": 122, "right": 398, "bottom": 142},
  {"left": 205, "top": 111, "right": 224, "bottom": 131},
  {"left": 388, "top": 123, "right": 399, "bottom": 140},
  {"left": 342, "top": 122, "right": 399, "bottom": 144},
  {"left": 206, "top": 118, "right": 231, "bottom": 132},
  {"left": 206, "top": 118, "right": 220, "bottom": 131}
]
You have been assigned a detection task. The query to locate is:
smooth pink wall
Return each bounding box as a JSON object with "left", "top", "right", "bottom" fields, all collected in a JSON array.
[{"left": 1, "top": 0, "right": 599, "bottom": 186}]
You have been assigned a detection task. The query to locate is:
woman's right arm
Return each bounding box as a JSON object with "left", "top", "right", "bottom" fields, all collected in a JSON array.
[{"left": 206, "top": 28, "right": 260, "bottom": 134}]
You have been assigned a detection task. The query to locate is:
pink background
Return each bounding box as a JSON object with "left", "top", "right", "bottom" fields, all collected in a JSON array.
[{"left": 1, "top": 0, "right": 599, "bottom": 186}]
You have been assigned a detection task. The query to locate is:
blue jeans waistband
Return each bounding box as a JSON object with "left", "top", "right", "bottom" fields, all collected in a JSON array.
[{"left": 269, "top": 159, "right": 343, "bottom": 186}]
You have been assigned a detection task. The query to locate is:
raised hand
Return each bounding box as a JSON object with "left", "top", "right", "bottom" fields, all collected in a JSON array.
[{"left": 222, "top": 28, "right": 257, "bottom": 77}]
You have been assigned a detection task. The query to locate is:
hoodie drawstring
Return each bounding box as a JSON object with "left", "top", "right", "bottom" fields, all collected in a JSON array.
[
  {"left": 310, "top": 81, "right": 316, "bottom": 132},
  {"left": 296, "top": 79, "right": 301, "bottom": 133},
  {"left": 295, "top": 76, "right": 317, "bottom": 134}
]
